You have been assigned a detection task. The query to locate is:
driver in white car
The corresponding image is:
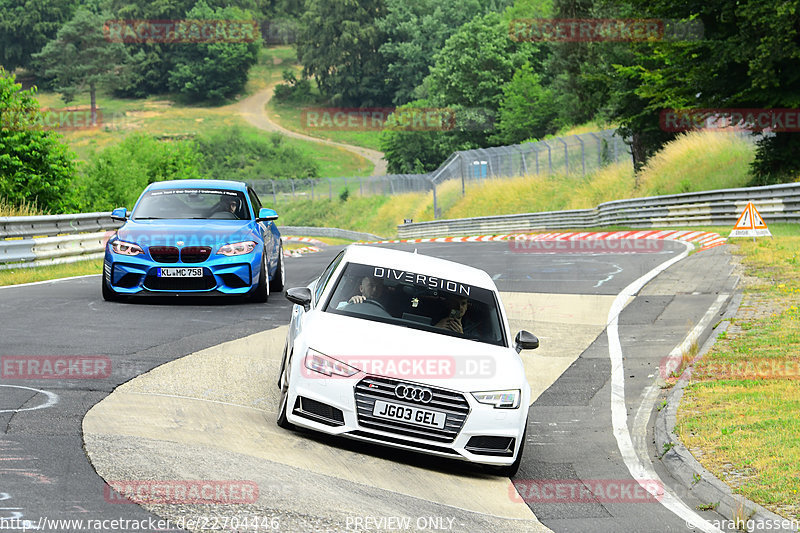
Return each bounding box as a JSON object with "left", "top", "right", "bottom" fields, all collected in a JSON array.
[{"left": 348, "top": 276, "right": 386, "bottom": 305}]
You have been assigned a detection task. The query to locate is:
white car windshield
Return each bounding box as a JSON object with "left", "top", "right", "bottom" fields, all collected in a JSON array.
[
  {"left": 133, "top": 188, "right": 250, "bottom": 220},
  {"left": 323, "top": 262, "right": 506, "bottom": 347}
]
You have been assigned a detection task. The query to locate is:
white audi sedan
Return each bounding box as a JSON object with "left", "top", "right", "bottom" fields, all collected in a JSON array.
[{"left": 277, "top": 245, "right": 538, "bottom": 475}]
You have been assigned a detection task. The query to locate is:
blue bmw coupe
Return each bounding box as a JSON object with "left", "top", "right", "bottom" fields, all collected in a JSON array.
[{"left": 102, "top": 179, "right": 284, "bottom": 302}]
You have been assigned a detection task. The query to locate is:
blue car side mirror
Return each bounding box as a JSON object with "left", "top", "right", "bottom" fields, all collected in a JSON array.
[
  {"left": 257, "top": 208, "right": 279, "bottom": 222},
  {"left": 110, "top": 207, "right": 127, "bottom": 221}
]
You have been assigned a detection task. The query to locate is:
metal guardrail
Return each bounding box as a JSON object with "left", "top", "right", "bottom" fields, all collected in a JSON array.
[
  {"left": 0, "top": 212, "right": 119, "bottom": 239},
  {"left": 2, "top": 182, "right": 796, "bottom": 269},
  {"left": 278, "top": 226, "right": 385, "bottom": 242},
  {"left": 0, "top": 214, "right": 382, "bottom": 270},
  {"left": 397, "top": 182, "right": 800, "bottom": 239},
  {"left": 0, "top": 213, "right": 121, "bottom": 270}
]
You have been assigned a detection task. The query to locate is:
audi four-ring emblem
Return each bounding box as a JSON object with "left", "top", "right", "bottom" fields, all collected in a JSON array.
[{"left": 395, "top": 384, "right": 433, "bottom": 404}]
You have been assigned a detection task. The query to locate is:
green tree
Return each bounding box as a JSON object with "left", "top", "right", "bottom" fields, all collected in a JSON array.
[
  {"left": 378, "top": 101, "right": 454, "bottom": 173},
  {"left": 542, "top": 0, "right": 606, "bottom": 127},
  {"left": 0, "top": 69, "right": 77, "bottom": 213},
  {"left": 76, "top": 133, "right": 204, "bottom": 211},
  {"left": 167, "top": 2, "right": 261, "bottom": 102},
  {"left": 426, "top": 12, "right": 540, "bottom": 113},
  {"left": 0, "top": 0, "right": 78, "bottom": 72},
  {"left": 33, "top": 8, "right": 131, "bottom": 126},
  {"left": 621, "top": 0, "right": 800, "bottom": 181},
  {"left": 491, "top": 63, "right": 559, "bottom": 145},
  {"left": 297, "top": 0, "right": 390, "bottom": 106},
  {"left": 377, "top": 0, "right": 510, "bottom": 105}
]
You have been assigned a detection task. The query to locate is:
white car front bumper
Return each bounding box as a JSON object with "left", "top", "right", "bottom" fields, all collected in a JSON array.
[{"left": 285, "top": 373, "right": 527, "bottom": 466}]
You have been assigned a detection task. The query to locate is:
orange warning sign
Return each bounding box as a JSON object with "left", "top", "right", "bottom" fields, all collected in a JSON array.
[{"left": 730, "top": 202, "right": 771, "bottom": 237}]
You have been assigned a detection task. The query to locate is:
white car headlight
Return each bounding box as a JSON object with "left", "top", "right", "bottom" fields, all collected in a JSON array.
[
  {"left": 217, "top": 240, "right": 257, "bottom": 256},
  {"left": 304, "top": 349, "right": 359, "bottom": 377},
  {"left": 471, "top": 389, "right": 521, "bottom": 409},
  {"left": 110, "top": 240, "right": 143, "bottom": 256}
]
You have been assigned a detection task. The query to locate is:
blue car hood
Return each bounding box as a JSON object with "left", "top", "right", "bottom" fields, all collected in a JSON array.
[{"left": 117, "top": 219, "right": 258, "bottom": 249}]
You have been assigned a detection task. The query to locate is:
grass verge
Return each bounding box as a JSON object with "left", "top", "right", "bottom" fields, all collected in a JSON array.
[
  {"left": 267, "top": 98, "right": 384, "bottom": 151},
  {"left": 676, "top": 226, "right": 800, "bottom": 520},
  {"left": 0, "top": 258, "right": 103, "bottom": 287}
]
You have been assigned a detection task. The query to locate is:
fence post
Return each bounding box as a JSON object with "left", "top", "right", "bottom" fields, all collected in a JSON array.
[
  {"left": 359, "top": 177, "right": 363, "bottom": 196},
  {"left": 311, "top": 179, "right": 315, "bottom": 200},
  {"left": 271, "top": 180, "right": 276, "bottom": 205},
  {"left": 557, "top": 137, "right": 569, "bottom": 174},
  {"left": 328, "top": 178, "right": 332, "bottom": 199},
  {"left": 588, "top": 132, "right": 602, "bottom": 167},
  {"left": 290, "top": 179, "right": 295, "bottom": 198},
  {"left": 517, "top": 146, "right": 528, "bottom": 176},
  {"left": 576, "top": 135, "right": 586, "bottom": 175},
  {"left": 541, "top": 140, "right": 553, "bottom": 174},
  {"left": 432, "top": 181, "right": 439, "bottom": 219}
]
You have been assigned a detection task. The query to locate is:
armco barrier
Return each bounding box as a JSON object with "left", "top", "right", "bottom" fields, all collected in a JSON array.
[
  {"left": 2, "top": 182, "right": 797, "bottom": 269},
  {"left": 0, "top": 214, "right": 382, "bottom": 269},
  {"left": 278, "top": 226, "right": 384, "bottom": 242},
  {"left": 397, "top": 182, "right": 800, "bottom": 239},
  {"left": 0, "top": 212, "right": 119, "bottom": 239}
]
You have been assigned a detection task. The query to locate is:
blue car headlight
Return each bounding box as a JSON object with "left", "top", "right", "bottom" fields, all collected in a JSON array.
[
  {"left": 110, "top": 240, "right": 144, "bottom": 256},
  {"left": 217, "top": 241, "right": 257, "bottom": 256}
]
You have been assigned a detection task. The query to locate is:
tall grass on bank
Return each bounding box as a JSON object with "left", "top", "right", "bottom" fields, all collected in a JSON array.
[
  {"left": 0, "top": 198, "right": 43, "bottom": 217},
  {"left": 637, "top": 130, "right": 756, "bottom": 195}
]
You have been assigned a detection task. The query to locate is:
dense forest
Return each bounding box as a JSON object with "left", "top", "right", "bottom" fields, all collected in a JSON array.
[{"left": 1, "top": 0, "right": 799, "bottom": 212}]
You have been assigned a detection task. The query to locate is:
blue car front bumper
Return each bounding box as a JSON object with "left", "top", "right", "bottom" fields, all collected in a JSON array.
[{"left": 103, "top": 251, "right": 260, "bottom": 296}]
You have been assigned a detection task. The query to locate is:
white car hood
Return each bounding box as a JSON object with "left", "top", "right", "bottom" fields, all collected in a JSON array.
[{"left": 302, "top": 310, "right": 528, "bottom": 391}]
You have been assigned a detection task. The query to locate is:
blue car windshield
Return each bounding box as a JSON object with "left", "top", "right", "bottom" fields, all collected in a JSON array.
[
  {"left": 323, "top": 262, "right": 507, "bottom": 347},
  {"left": 132, "top": 189, "right": 250, "bottom": 220}
]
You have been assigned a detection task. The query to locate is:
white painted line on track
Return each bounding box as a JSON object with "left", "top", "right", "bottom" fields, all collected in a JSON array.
[
  {"left": 0, "top": 274, "right": 99, "bottom": 290},
  {"left": 631, "top": 294, "right": 729, "bottom": 528},
  {"left": 606, "top": 241, "right": 724, "bottom": 533},
  {"left": 0, "top": 385, "right": 59, "bottom": 413}
]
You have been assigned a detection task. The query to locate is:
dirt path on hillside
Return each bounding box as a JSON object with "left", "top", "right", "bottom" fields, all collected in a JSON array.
[{"left": 238, "top": 83, "right": 388, "bottom": 176}]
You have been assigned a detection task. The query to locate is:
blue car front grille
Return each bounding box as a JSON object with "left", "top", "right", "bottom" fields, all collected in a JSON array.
[
  {"left": 149, "top": 246, "right": 179, "bottom": 263},
  {"left": 180, "top": 246, "right": 212, "bottom": 263},
  {"left": 143, "top": 275, "right": 216, "bottom": 291}
]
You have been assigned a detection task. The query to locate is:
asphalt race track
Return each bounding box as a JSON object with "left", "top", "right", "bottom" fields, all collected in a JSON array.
[{"left": 0, "top": 241, "right": 739, "bottom": 533}]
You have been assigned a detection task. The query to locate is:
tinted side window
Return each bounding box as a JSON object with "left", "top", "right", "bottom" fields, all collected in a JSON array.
[
  {"left": 248, "top": 187, "right": 263, "bottom": 216},
  {"left": 315, "top": 251, "right": 345, "bottom": 303}
]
